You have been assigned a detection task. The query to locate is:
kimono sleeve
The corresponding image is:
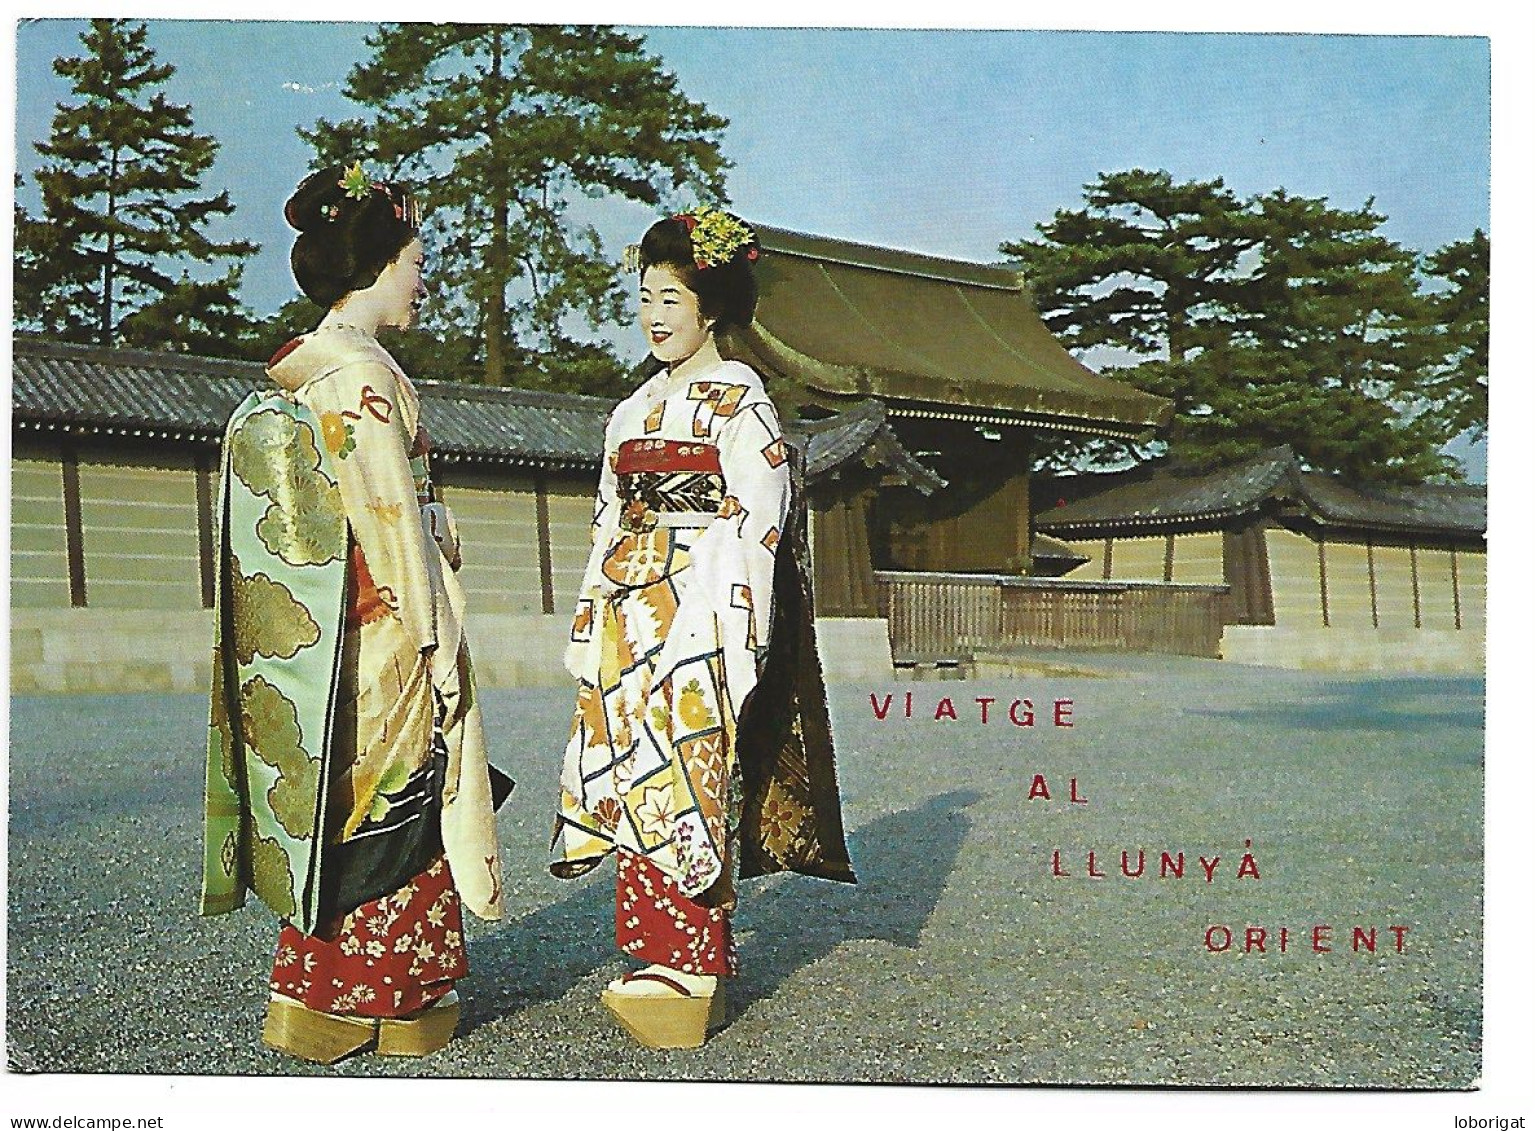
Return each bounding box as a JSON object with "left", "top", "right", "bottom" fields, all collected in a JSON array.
[
  {"left": 562, "top": 416, "right": 621, "bottom": 679},
  {"left": 684, "top": 395, "right": 791, "bottom": 698},
  {"left": 303, "top": 361, "right": 437, "bottom": 655}
]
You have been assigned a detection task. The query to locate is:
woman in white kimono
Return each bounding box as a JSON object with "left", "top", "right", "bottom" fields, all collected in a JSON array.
[
  {"left": 202, "top": 164, "right": 506, "bottom": 1063},
  {"left": 552, "top": 209, "right": 853, "bottom": 1048}
]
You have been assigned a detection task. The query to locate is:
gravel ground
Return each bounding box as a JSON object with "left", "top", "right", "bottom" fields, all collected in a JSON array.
[{"left": 6, "top": 652, "right": 1483, "bottom": 1087}]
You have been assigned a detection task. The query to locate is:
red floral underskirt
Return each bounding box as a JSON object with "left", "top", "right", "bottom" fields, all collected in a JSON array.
[
  {"left": 270, "top": 856, "right": 467, "bottom": 1019},
  {"left": 615, "top": 849, "right": 737, "bottom": 977}
]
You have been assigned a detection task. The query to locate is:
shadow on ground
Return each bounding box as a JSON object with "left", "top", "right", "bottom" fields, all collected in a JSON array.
[
  {"left": 1186, "top": 677, "right": 1484, "bottom": 735},
  {"left": 458, "top": 789, "right": 982, "bottom": 1034}
]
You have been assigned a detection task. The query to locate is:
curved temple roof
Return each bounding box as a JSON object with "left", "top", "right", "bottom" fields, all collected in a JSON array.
[{"left": 734, "top": 224, "right": 1173, "bottom": 438}]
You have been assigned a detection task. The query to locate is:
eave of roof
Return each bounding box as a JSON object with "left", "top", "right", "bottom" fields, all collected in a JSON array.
[
  {"left": 11, "top": 338, "right": 943, "bottom": 487},
  {"left": 1034, "top": 445, "right": 1485, "bottom": 540},
  {"left": 740, "top": 224, "right": 1172, "bottom": 436}
]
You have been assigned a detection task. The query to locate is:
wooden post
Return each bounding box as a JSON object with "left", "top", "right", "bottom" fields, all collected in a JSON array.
[
  {"left": 1450, "top": 548, "right": 1463, "bottom": 631},
  {"left": 535, "top": 473, "right": 555, "bottom": 616},
  {"left": 1162, "top": 534, "right": 1175, "bottom": 583},
  {"left": 195, "top": 452, "right": 217, "bottom": 610},
  {"left": 61, "top": 440, "right": 87, "bottom": 608},
  {"left": 1366, "top": 540, "right": 1379, "bottom": 628},
  {"left": 1102, "top": 537, "right": 1113, "bottom": 580},
  {"left": 1317, "top": 537, "right": 1330, "bottom": 628},
  {"left": 1409, "top": 544, "right": 1422, "bottom": 629}
]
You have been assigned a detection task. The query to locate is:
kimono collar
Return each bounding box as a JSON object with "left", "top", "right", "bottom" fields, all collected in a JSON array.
[{"left": 266, "top": 325, "right": 398, "bottom": 394}]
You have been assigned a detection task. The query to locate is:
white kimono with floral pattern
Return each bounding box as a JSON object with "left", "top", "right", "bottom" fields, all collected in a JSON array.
[{"left": 553, "top": 359, "right": 790, "bottom": 898}]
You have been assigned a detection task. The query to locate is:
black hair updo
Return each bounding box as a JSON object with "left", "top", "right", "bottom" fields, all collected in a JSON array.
[
  {"left": 638, "top": 210, "right": 759, "bottom": 334},
  {"left": 284, "top": 165, "right": 419, "bottom": 309}
]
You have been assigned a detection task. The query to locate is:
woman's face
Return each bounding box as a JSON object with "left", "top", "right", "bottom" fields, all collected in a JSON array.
[
  {"left": 373, "top": 238, "right": 427, "bottom": 330},
  {"left": 639, "top": 264, "right": 711, "bottom": 365}
]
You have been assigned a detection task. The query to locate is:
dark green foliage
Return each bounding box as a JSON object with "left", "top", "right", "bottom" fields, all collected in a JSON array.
[
  {"left": 1006, "top": 169, "right": 1488, "bottom": 483},
  {"left": 1418, "top": 230, "right": 1489, "bottom": 444},
  {"left": 14, "top": 20, "right": 256, "bottom": 347},
  {"left": 303, "top": 24, "right": 730, "bottom": 393}
]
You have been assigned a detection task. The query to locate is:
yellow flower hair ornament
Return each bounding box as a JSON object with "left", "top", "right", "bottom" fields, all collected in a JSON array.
[{"left": 673, "top": 207, "right": 759, "bottom": 270}]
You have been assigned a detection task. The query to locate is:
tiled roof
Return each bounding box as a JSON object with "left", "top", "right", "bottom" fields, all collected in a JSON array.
[
  {"left": 11, "top": 338, "right": 938, "bottom": 487},
  {"left": 796, "top": 399, "right": 945, "bottom": 494},
  {"left": 1296, "top": 471, "right": 1486, "bottom": 538},
  {"left": 729, "top": 224, "right": 1173, "bottom": 437},
  {"left": 1035, "top": 445, "right": 1485, "bottom": 539},
  {"left": 11, "top": 338, "right": 611, "bottom": 470}
]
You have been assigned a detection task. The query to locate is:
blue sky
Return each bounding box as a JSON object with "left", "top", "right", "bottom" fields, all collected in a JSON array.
[{"left": 13, "top": 20, "right": 1492, "bottom": 473}]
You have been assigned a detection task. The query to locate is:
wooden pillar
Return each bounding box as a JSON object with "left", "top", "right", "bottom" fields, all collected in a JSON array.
[
  {"left": 534, "top": 473, "right": 555, "bottom": 615},
  {"left": 195, "top": 452, "right": 217, "bottom": 610},
  {"left": 1162, "top": 534, "right": 1175, "bottom": 583},
  {"left": 1409, "top": 544, "right": 1422, "bottom": 629},
  {"left": 1366, "top": 540, "right": 1379, "bottom": 628},
  {"left": 1251, "top": 526, "right": 1275, "bottom": 626},
  {"left": 1102, "top": 537, "right": 1113, "bottom": 581},
  {"left": 812, "top": 487, "right": 878, "bottom": 617},
  {"left": 1317, "top": 537, "right": 1330, "bottom": 628},
  {"left": 61, "top": 440, "right": 88, "bottom": 608},
  {"left": 1450, "top": 548, "right": 1463, "bottom": 631}
]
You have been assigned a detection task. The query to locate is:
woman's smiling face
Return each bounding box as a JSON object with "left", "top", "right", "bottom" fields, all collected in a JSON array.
[{"left": 639, "top": 264, "right": 711, "bottom": 365}]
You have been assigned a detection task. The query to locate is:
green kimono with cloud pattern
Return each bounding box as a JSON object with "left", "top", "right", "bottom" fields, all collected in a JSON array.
[{"left": 201, "top": 390, "right": 349, "bottom": 935}]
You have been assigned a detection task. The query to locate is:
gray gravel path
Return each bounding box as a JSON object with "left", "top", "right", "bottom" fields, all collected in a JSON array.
[{"left": 6, "top": 652, "right": 1482, "bottom": 1086}]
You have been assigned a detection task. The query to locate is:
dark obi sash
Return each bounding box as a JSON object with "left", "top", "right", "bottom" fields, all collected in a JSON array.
[{"left": 614, "top": 439, "right": 725, "bottom": 535}]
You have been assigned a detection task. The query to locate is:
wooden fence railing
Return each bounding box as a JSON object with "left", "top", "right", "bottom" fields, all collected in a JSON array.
[{"left": 874, "top": 571, "right": 1230, "bottom": 660}]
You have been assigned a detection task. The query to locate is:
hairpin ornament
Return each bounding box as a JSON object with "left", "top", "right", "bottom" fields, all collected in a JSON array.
[
  {"left": 673, "top": 207, "right": 758, "bottom": 270},
  {"left": 396, "top": 194, "right": 421, "bottom": 229},
  {"left": 339, "top": 161, "right": 373, "bottom": 201}
]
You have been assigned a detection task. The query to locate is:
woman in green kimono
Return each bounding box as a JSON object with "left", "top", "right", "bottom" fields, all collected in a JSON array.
[
  {"left": 552, "top": 208, "right": 854, "bottom": 1049},
  {"left": 202, "top": 164, "right": 506, "bottom": 1064}
]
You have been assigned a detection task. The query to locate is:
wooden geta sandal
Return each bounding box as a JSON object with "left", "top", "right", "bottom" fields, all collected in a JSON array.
[
  {"left": 376, "top": 989, "right": 460, "bottom": 1057},
  {"left": 600, "top": 971, "right": 725, "bottom": 1049},
  {"left": 263, "top": 994, "right": 377, "bottom": 1064}
]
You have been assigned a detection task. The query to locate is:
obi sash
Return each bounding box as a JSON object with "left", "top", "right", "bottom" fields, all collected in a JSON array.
[{"left": 615, "top": 438, "right": 724, "bottom": 533}]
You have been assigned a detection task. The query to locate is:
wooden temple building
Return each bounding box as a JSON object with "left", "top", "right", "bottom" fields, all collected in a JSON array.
[{"left": 733, "top": 225, "right": 1171, "bottom": 591}]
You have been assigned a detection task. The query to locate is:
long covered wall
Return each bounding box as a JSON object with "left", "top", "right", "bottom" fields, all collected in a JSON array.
[
  {"left": 13, "top": 441, "right": 218, "bottom": 612},
  {"left": 9, "top": 437, "right": 600, "bottom": 692},
  {"left": 10, "top": 437, "right": 898, "bottom": 691},
  {"left": 1261, "top": 527, "right": 1484, "bottom": 633},
  {"left": 11, "top": 437, "right": 596, "bottom": 615},
  {"left": 1050, "top": 521, "right": 1484, "bottom": 671},
  {"left": 1072, "top": 531, "right": 1227, "bottom": 586}
]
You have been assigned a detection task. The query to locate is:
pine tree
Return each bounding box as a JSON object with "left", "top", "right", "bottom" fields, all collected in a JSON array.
[
  {"left": 14, "top": 19, "right": 256, "bottom": 347},
  {"left": 1002, "top": 169, "right": 1267, "bottom": 472},
  {"left": 303, "top": 24, "right": 729, "bottom": 392},
  {"left": 1231, "top": 189, "right": 1449, "bottom": 481},
  {"left": 1418, "top": 230, "right": 1489, "bottom": 444},
  {"left": 1007, "top": 169, "right": 1469, "bottom": 483}
]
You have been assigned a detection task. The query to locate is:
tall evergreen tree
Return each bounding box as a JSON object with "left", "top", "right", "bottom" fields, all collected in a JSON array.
[
  {"left": 1229, "top": 189, "right": 1448, "bottom": 481},
  {"left": 1418, "top": 230, "right": 1489, "bottom": 444},
  {"left": 1007, "top": 169, "right": 1468, "bottom": 483},
  {"left": 14, "top": 19, "right": 256, "bottom": 347},
  {"left": 303, "top": 24, "right": 729, "bottom": 392},
  {"left": 1003, "top": 169, "right": 1267, "bottom": 472}
]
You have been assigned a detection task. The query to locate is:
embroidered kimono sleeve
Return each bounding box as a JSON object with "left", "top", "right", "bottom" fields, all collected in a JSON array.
[
  {"left": 563, "top": 415, "right": 621, "bottom": 678},
  {"left": 688, "top": 395, "right": 791, "bottom": 680},
  {"left": 303, "top": 361, "right": 436, "bottom": 654}
]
